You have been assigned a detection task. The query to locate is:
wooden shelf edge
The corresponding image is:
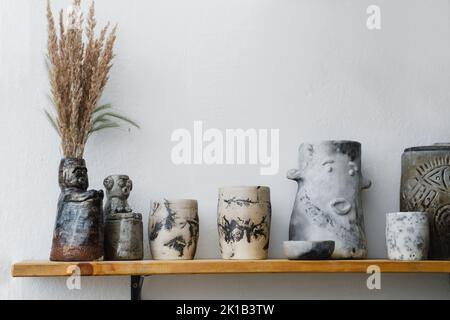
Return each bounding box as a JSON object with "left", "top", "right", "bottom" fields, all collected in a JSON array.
[{"left": 11, "top": 259, "right": 450, "bottom": 277}]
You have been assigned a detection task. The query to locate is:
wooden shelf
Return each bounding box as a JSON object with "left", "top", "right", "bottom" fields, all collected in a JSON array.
[{"left": 12, "top": 259, "right": 450, "bottom": 277}]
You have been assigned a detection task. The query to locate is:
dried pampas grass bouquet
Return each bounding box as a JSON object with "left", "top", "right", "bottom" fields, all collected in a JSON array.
[{"left": 45, "top": 0, "right": 138, "bottom": 159}]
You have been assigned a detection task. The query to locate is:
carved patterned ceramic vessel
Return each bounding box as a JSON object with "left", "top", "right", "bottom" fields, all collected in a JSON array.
[
  {"left": 217, "top": 186, "right": 271, "bottom": 260},
  {"left": 386, "top": 212, "right": 430, "bottom": 261},
  {"left": 149, "top": 199, "right": 199, "bottom": 260},
  {"left": 401, "top": 144, "right": 450, "bottom": 260},
  {"left": 287, "top": 141, "right": 371, "bottom": 259},
  {"left": 50, "top": 158, "right": 104, "bottom": 261}
]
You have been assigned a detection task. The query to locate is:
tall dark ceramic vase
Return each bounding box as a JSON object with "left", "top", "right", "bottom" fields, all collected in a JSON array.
[
  {"left": 50, "top": 158, "right": 104, "bottom": 261},
  {"left": 401, "top": 144, "right": 450, "bottom": 260}
]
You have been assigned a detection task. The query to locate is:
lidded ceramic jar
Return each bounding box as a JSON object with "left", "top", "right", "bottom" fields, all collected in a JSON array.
[
  {"left": 386, "top": 212, "right": 430, "bottom": 261},
  {"left": 401, "top": 144, "right": 450, "bottom": 260},
  {"left": 103, "top": 174, "right": 143, "bottom": 261},
  {"left": 217, "top": 186, "right": 271, "bottom": 260},
  {"left": 149, "top": 199, "right": 199, "bottom": 260}
]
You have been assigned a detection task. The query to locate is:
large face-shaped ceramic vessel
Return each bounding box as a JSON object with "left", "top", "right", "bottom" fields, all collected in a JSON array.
[
  {"left": 287, "top": 141, "right": 371, "bottom": 259},
  {"left": 401, "top": 144, "right": 450, "bottom": 259}
]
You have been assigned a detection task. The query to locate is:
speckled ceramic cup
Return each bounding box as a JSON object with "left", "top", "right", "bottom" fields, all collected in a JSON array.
[{"left": 386, "top": 212, "right": 430, "bottom": 261}]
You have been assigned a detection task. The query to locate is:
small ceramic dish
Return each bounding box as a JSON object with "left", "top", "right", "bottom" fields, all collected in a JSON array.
[{"left": 283, "top": 241, "right": 335, "bottom": 260}]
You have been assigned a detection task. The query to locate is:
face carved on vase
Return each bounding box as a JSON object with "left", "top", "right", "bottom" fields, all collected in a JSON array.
[
  {"left": 60, "top": 160, "right": 89, "bottom": 190},
  {"left": 320, "top": 159, "right": 362, "bottom": 216},
  {"left": 303, "top": 149, "right": 364, "bottom": 220}
]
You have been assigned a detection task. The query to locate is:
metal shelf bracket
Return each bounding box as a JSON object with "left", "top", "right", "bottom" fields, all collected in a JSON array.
[{"left": 131, "top": 275, "right": 145, "bottom": 300}]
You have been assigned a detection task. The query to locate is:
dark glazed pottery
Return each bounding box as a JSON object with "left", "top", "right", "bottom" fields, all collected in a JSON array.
[
  {"left": 283, "top": 241, "right": 335, "bottom": 260},
  {"left": 105, "top": 212, "right": 144, "bottom": 260},
  {"left": 401, "top": 144, "right": 450, "bottom": 260},
  {"left": 50, "top": 158, "right": 104, "bottom": 261}
]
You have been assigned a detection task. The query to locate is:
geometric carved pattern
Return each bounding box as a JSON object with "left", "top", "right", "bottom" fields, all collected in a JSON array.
[
  {"left": 402, "top": 156, "right": 450, "bottom": 259},
  {"left": 405, "top": 157, "right": 450, "bottom": 209}
]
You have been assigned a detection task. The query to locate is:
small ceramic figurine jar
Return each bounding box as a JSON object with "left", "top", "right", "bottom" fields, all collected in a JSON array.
[
  {"left": 386, "top": 212, "right": 430, "bottom": 261},
  {"left": 149, "top": 199, "right": 199, "bottom": 260},
  {"left": 217, "top": 186, "right": 271, "bottom": 260},
  {"left": 287, "top": 141, "right": 371, "bottom": 259},
  {"left": 103, "top": 175, "right": 133, "bottom": 219},
  {"left": 103, "top": 175, "right": 143, "bottom": 261}
]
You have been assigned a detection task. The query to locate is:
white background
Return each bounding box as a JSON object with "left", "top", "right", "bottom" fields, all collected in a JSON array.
[{"left": 1, "top": 0, "right": 450, "bottom": 299}]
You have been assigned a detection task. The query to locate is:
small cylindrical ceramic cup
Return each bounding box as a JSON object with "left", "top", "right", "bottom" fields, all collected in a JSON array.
[
  {"left": 217, "top": 186, "right": 271, "bottom": 260},
  {"left": 386, "top": 212, "right": 430, "bottom": 261},
  {"left": 148, "top": 199, "right": 199, "bottom": 260},
  {"left": 104, "top": 212, "right": 144, "bottom": 261}
]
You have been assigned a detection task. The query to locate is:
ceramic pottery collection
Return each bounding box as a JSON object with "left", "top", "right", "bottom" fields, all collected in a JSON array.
[
  {"left": 400, "top": 144, "right": 450, "bottom": 260},
  {"left": 217, "top": 186, "right": 271, "bottom": 260},
  {"left": 386, "top": 212, "right": 430, "bottom": 261},
  {"left": 149, "top": 199, "right": 199, "bottom": 260},
  {"left": 48, "top": 141, "right": 450, "bottom": 262},
  {"left": 103, "top": 175, "right": 143, "bottom": 261},
  {"left": 50, "top": 158, "right": 104, "bottom": 261},
  {"left": 287, "top": 141, "right": 371, "bottom": 259}
]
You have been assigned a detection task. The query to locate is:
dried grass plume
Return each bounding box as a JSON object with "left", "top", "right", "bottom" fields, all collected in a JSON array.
[{"left": 46, "top": 0, "right": 137, "bottom": 159}]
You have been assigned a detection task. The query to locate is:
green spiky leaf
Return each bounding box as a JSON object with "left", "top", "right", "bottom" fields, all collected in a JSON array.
[
  {"left": 44, "top": 109, "right": 61, "bottom": 136},
  {"left": 89, "top": 122, "right": 120, "bottom": 135},
  {"left": 94, "top": 112, "right": 140, "bottom": 129},
  {"left": 44, "top": 100, "right": 140, "bottom": 138},
  {"left": 93, "top": 103, "right": 113, "bottom": 114}
]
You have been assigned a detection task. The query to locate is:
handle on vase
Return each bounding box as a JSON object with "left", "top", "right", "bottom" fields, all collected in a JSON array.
[
  {"left": 362, "top": 177, "right": 372, "bottom": 190},
  {"left": 287, "top": 168, "right": 302, "bottom": 181}
]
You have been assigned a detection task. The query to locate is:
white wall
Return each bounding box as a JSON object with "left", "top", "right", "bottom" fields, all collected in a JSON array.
[{"left": 1, "top": 0, "right": 450, "bottom": 300}]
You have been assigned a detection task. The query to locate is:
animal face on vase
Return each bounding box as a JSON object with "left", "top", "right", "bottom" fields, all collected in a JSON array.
[
  {"left": 287, "top": 141, "right": 371, "bottom": 259},
  {"left": 103, "top": 175, "right": 133, "bottom": 216}
]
